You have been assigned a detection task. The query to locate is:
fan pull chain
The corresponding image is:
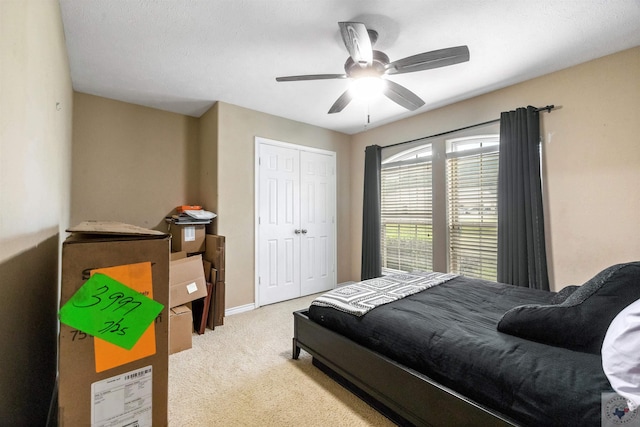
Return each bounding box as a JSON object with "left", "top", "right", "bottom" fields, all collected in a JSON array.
[{"left": 363, "top": 101, "right": 376, "bottom": 131}]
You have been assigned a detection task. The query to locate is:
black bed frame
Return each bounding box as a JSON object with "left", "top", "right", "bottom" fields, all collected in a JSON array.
[{"left": 293, "top": 309, "right": 520, "bottom": 427}]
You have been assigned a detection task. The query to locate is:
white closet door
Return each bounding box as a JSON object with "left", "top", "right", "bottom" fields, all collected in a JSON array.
[
  {"left": 299, "top": 150, "right": 335, "bottom": 295},
  {"left": 257, "top": 138, "right": 336, "bottom": 306},
  {"left": 258, "top": 143, "right": 301, "bottom": 306}
]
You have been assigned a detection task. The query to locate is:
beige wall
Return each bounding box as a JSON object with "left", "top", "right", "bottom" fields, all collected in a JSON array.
[
  {"left": 199, "top": 102, "right": 219, "bottom": 216},
  {"left": 71, "top": 93, "right": 200, "bottom": 230},
  {"left": 0, "top": 0, "right": 73, "bottom": 424},
  {"left": 210, "top": 102, "right": 352, "bottom": 309},
  {"left": 350, "top": 47, "right": 640, "bottom": 291},
  {"left": 70, "top": 97, "right": 352, "bottom": 312}
]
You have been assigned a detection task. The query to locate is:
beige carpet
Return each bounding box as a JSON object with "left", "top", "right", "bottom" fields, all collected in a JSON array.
[{"left": 168, "top": 294, "right": 395, "bottom": 426}]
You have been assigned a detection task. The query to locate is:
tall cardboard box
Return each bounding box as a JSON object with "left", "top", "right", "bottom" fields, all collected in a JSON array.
[
  {"left": 58, "top": 222, "right": 170, "bottom": 427},
  {"left": 204, "top": 235, "right": 225, "bottom": 329},
  {"left": 204, "top": 234, "right": 225, "bottom": 282}
]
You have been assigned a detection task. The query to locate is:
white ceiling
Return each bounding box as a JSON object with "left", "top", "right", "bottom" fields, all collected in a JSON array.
[{"left": 58, "top": 0, "right": 640, "bottom": 135}]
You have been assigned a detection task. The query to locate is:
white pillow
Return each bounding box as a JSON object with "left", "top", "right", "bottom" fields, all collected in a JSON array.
[{"left": 602, "top": 298, "right": 640, "bottom": 411}]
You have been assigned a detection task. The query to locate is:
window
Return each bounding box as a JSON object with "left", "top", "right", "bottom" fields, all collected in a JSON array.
[
  {"left": 379, "top": 133, "right": 499, "bottom": 280},
  {"left": 381, "top": 147, "right": 433, "bottom": 274},
  {"left": 447, "top": 136, "right": 499, "bottom": 280}
]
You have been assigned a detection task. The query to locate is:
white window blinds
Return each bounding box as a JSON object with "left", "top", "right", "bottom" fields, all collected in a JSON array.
[
  {"left": 447, "top": 146, "right": 499, "bottom": 280},
  {"left": 381, "top": 157, "right": 433, "bottom": 273}
]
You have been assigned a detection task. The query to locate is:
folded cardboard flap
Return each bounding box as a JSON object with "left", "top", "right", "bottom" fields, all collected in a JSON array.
[
  {"left": 67, "top": 221, "right": 167, "bottom": 236},
  {"left": 171, "top": 251, "right": 187, "bottom": 261},
  {"left": 169, "top": 254, "right": 208, "bottom": 307}
]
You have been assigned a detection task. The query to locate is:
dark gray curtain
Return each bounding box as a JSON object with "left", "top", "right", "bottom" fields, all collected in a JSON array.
[
  {"left": 497, "top": 106, "right": 549, "bottom": 290},
  {"left": 361, "top": 145, "right": 382, "bottom": 280}
]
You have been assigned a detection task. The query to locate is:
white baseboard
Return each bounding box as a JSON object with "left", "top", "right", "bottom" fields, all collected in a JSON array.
[{"left": 225, "top": 303, "right": 255, "bottom": 316}]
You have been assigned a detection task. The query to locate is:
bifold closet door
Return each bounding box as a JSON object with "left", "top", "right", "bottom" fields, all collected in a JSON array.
[
  {"left": 299, "top": 150, "right": 335, "bottom": 296},
  {"left": 258, "top": 143, "right": 301, "bottom": 305},
  {"left": 257, "top": 142, "right": 336, "bottom": 306}
]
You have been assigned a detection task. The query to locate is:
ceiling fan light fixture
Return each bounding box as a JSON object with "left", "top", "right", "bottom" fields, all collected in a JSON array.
[
  {"left": 349, "top": 76, "right": 385, "bottom": 100},
  {"left": 275, "top": 21, "right": 469, "bottom": 115}
]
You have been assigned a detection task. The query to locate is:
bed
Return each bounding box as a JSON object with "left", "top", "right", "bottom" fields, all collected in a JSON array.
[{"left": 292, "top": 262, "right": 640, "bottom": 426}]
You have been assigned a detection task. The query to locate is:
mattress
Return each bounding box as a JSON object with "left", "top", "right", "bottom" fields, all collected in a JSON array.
[{"left": 308, "top": 275, "right": 612, "bottom": 426}]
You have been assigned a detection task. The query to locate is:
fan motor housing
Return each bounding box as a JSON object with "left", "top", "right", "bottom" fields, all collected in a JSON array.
[{"left": 345, "top": 50, "right": 390, "bottom": 78}]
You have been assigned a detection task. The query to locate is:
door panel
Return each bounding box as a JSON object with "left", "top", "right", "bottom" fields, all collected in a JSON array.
[
  {"left": 258, "top": 144, "right": 300, "bottom": 305},
  {"left": 300, "top": 151, "right": 335, "bottom": 295}
]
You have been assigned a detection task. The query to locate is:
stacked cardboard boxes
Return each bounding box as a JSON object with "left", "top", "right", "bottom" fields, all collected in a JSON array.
[
  {"left": 166, "top": 207, "right": 225, "bottom": 336},
  {"left": 58, "top": 221, "right": 170, "bottom": 427},
  {"left": 166, "top": 206, "right": 212, "bottom": 254},
  {"left": 168, "top": 254, "right": 208, "bottom": 354}
]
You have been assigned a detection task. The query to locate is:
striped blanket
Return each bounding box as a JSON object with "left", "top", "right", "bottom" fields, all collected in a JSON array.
[{"left": 311, "top": 271, "right": 458, "bottom": 316}]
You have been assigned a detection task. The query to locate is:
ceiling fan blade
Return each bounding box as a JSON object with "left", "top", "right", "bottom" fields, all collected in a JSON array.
[
  {"left": 276, "top": 74, "right": 346, "bottom": 82},
  {"left": 328, "top": 89, "right": 353, "bottom": 114},
  {"left": 385, "top": 45, "right": 470, "bottom": 75},
  {"left": 338, "top": 22, "right": 372, "bottom": 67},
  {"left": 383, "top": 79, "right": 425, "bottom": 111}
]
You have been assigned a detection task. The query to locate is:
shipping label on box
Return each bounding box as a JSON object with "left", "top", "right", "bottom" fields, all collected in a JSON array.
[{"left": 91, "top": 365, "right": 153, "bottom": 427}]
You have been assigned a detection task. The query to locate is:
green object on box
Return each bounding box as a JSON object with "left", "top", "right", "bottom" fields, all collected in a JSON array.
[{"left": 59, "top": 273, "right": 164, "bottom": 350}]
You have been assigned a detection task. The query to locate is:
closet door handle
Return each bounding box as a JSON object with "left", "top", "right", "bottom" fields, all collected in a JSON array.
[
  {"left": 294, "top": 229, "right": 301, "bottom": 234},
  {"left": 301, "top": 229, "right": 308, "bottom": 234}
]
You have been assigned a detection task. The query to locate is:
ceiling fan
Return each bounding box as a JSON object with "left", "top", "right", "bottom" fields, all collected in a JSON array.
[{"left": 275, "top": 22, "right": 470, "bottom": 114}]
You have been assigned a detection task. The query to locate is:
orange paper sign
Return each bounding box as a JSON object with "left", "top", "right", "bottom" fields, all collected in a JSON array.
[{"left": 91, "top": 262, "right": 158, "bottom": 372}]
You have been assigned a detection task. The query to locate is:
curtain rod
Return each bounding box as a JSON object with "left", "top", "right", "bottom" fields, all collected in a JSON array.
[{"left": 383, "top": 105, "right": 555, "bottom": 150}]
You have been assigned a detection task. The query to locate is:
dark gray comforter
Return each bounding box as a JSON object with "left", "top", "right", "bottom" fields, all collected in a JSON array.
[{"left": 308, "top": 275, "right": 612, "bottom": 426}]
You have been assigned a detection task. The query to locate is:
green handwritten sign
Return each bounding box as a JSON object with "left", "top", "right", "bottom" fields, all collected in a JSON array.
[{"left": 59, "top": 273, "right": 164, "bottom": 350}]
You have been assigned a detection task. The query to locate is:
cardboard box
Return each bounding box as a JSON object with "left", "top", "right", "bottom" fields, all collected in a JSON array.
[
  {"left": 169, "top": 305, "right": 192, "bottom": 354},
  {"left": 210, "top": 268, "right": 217, "bottom": 286},
  {"left": 202, "top": 259, "right": 212, "bottom": 282},
  {"left": 170, "top": 254, "right": 208, "bottom": 307},
  {"left": 204, "top": 234, "right": 225, "bottom": 282},
  {"left": 170, "top": 223, "right": 205, "bottom": 253},
  {"left": 203, "top": 269, "right": 225, "bottom": 329},
  {"left": 213, "top": 281, "right": 226, "bottom": 327},
  {"left": 203, "top": 235, "right": 225, "bottom": 329},
  {"left": 191, "top": 282, "right": 213, "bottom": 335},
  {"left": 59, "top": 221, "right": 170, "bottom": 427},
  {"left": 170, "top": 251, "right": 187, "bottom": 261}
]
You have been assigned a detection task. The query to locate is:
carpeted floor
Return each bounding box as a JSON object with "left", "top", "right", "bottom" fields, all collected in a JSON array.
[{"left": 168, "top": 294, "right": 394, "bottom": 426}]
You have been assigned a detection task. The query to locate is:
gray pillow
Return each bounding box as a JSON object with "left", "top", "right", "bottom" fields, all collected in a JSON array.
[
  {"left": 550, "top": 285, "right": 579, "bottom": 304},
  {"left": 497, "top": 262, "right": 640, "bottom": 354}
]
